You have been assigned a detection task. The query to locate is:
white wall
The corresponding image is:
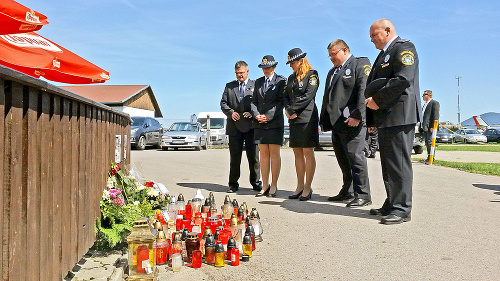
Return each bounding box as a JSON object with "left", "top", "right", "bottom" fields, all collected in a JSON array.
[{"left": 109, "top": 106, "right": 155, "bottom": 117}]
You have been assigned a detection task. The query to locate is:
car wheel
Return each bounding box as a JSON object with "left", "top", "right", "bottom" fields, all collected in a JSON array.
[
  {"left": 414, "top": 146, "right": 424, "bottom": 154},
  {"left": 173, "top": 147, "right": 178, "bottom": 151},
  {"left": 161, "top": 147, "right": 169, "bottom": 151},
  {"left": 155, "top": 140, "right": 162, "bottom": 149},
  {"left": 137, "top": 136, "right": 146, "bottom": 150},
  {"left": 202, "top": 139, "right": 207, "bottom": 150},
  {"left": 195, "top": 139, "right": 201, "bottom": 151}
]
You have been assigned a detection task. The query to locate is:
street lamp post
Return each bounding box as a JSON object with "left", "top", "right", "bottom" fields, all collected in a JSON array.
[{"left": 455, "top": 75, "right": 462, "bottom": 127}]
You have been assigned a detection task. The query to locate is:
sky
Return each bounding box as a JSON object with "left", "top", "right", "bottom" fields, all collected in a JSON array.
[{"left": 19, "top": 0, "right": 500, "bottom": 126}]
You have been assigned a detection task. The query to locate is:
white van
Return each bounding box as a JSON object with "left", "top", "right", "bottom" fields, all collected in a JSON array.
[{"left": 197, "top": 112, "right": 228, "bottom": 146}]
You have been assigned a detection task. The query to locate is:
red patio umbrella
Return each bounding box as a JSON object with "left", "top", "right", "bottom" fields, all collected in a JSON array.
[
  {"left": 0, "top": 0, "right": 49, "bottom": 35},
  {"left": 0, "top": 32, "right": 110, "bottom": 84}
]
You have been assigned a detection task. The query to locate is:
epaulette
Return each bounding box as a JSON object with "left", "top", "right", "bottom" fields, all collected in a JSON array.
[
  {"left": 277, "top": 74, "right": 286, "bottom": 80},
  {"left": 397, "top": 38, "right": 410, "bottom": 43}
]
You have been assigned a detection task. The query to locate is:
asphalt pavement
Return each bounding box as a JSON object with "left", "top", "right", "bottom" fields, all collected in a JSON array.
[{"left": 72, "top": 148, "right": 500, "bottom": 280}]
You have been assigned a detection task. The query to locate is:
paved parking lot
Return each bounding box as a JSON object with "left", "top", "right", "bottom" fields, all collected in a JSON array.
[{"left": 126, "top": 148, "right": 499, "bottom": 280}]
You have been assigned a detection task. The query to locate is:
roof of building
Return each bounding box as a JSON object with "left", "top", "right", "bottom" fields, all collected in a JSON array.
[
  {"left": 60, "top": 85, "right": 163, "bottom": 117},
  {"left": 461, "top": 112, "right": 500, "bottom": 127}
]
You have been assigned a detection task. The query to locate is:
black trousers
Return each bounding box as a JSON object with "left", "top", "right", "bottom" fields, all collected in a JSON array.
[
  {"left": 228, "top": 129, "right": 261, "bottom": 188},
  {"left": 331, "top": 124, "right": 371, "bottom": 199},
  {"left": 378, "top": 124, "right": 415, "bottom": 217}
]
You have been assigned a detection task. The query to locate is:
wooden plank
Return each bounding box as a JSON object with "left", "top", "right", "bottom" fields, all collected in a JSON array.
[
  {"left": 52, "top": 95, "right": 62, "bottom": 280},
  {"left": 91, "top": 107, "right": 98, "bottom": 244},
  {"left": 70, "top": 101, "right": 78, "bottom": 267},
  {"left": 25, "top": 87, "right": 40, "bottom": 281},
  {"left": 77, "top": 104, "right": 86, "bottom": 260},
  {"left": 1, "top": 79, "right": 8, "bottom": 281},
  {"left": 8, "top": 81, "right": 25, "bottom": 281},
  {"left": 84, "top": 106, "right": 92, "bottom": 251},
  {"left": 0, "top": 78, "right": 4, "bottom": 281},
  {"left": 39, "top": 92, "right": 51, "bottom": 280},
  {"left": 61, "top": 98, "right": 71, "bottom": 275}
]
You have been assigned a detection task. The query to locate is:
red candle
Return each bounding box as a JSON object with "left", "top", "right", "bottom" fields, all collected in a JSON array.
[
  {"left": 192, "top": 250, "right": 202, "bottom": 268},
  {"left": 185, "top": 204, "right": 192, "bottom": 220},
  {"left": 176, "top": 218, "right": 183, "bottom": 231},
  {"left": 231, "top": 247, "right": 239, "bottom": 266},
  {"left": 136, "top": 245, "right": 150, "bottom": 273}
]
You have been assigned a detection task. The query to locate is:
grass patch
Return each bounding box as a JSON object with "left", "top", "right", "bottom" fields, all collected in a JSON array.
[
  {"left": 437, "top": 144, "right": 500, "bottom": 152},
  {"left": 413, "top": 158, "right": 500, "bottom": 176}
]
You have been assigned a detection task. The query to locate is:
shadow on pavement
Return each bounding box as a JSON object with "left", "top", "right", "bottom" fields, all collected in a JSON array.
[
  {"left": 177, "top": 182, "right": 260, "bottom": 196},
  {"left": 258, "top": 198, "right": 379, "bottom": 221},
  {"left": 472, "top": 183, "right": 500, "bottom": 192}
]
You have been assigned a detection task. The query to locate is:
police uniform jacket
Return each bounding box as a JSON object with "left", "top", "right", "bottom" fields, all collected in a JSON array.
[
  {"left": 251, "top": 74, "right": 286, "bottom": 129},
  {"left": 365, "top": 37, "right": 422, "bottom": 128},
  {"left": 220, "top": 79, "right": 255, "bottom": 135},
  {"left": 320, "top": 55, "right": 371, "bottom": 131},
  {"left": 284, "top": 70, "right": 319, "bottom": 125},
  {"left": 422, "top": 99, "right": 440, "bottom": 131}
]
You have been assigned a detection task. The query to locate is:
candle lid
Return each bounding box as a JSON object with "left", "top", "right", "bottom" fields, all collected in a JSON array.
[
  {"left": 205, "top": 234, "right": 215, "bottom": 246},
  {"left": 215, "top": 241, "right": 224, "bottom": 253},
  {"left": 245, "top": 225, "right": 255, "bottom": 235},
  {"left": 241, "top": 255, "right": 249, "bottom": 262},
  {"left": 227, "top": 236, "right": 236, "bottom": 248},
  {"left": 157, "top": 230, "right": 166, "bottom": 241},
  {"left": 224, "top": 195, "right": 231, "bottom": 204},
  {"left": 232, "top": 199, "right": 239, "bottom": 207},
  {"left": 243, "top": 233, "right": 252, "bottom": 244},
  {"left": 177, "top": 193, "right": 185, "bottom": 202},
  {"left": 187, "top": 232, "right": 199, "bottom": 240}
]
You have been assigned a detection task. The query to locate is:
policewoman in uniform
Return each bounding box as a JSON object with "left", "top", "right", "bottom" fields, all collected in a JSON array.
[
  {"left": 284, "top": 48, "right": 320, "bottom": 201},
  {"left": 251, "top": 55, "right": 287, "bottom": 197}
]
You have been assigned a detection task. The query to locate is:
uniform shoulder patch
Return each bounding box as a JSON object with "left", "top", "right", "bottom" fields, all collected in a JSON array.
[
  {"left": 309, "top": 74, "right": 318, "bottom": 86},
  {"left": 400, "top": 50, "right": 414, "bottom": 66},
  {"left": 363, "top": 65, "right": 371, "bottom": 76}
]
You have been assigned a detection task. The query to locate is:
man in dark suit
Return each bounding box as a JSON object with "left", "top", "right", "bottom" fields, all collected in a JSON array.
[
  {"left": 421, "top": 90, "right": 440, "bottom": 162},
  {"left": 365, "top": 19, "right": 421, "bottom": 224},
  {"left": 220, "top": 61, "right": 262, "bottom": 193},
  {"left": 320, "top": 39, "right": 372, "bottom": 208}
]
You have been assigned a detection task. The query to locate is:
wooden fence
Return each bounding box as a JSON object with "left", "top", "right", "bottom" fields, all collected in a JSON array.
[{"left": 0, "top": 66, "right": 131, "bottom": 281}]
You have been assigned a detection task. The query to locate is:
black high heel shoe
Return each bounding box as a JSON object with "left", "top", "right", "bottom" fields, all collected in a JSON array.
[
  {"left": 256, "top": 185, "right": 270, "bottom": 197},
  {"left": 267, "top": 186, "right": 278, "bottom": 197},
  {"left": 288, "top": 190, "right": 303, "bottom": 199},
  {"left": 299, "top": 189, "right": 312, "bottom": 201}
]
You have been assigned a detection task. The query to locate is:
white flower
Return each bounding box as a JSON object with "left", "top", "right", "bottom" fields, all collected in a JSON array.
[
  {"left": 102, "top": 190, "right": 110, "bottom": 200},
  {"left": 137, "top": 185, "right": 146, "bottom": 191},
  {"left": 147, "top": 188, "right": 159, "bottom": 197},
  {"left": 133, "top": 201, "right": 139, "bottom": 205}
]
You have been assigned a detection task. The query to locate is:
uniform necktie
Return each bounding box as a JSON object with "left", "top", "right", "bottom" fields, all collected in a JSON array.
[
  {"left": 264, "top": 78, "right": 270, "bottom": 92},
  {"left": 239, "top": 82, "right": 245, "bottom": 100}
]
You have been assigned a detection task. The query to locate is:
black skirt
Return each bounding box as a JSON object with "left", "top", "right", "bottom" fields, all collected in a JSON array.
[
  {"left": 289, "top": 122, "right": 319, "bottom": 148},
  {"left": 254, "top": 127, "right": 284, "bottom": 145}
]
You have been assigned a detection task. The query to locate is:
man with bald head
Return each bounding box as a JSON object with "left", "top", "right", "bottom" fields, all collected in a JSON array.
[{"left": 364, "top": 19, "right": 421, "bottom": 224}]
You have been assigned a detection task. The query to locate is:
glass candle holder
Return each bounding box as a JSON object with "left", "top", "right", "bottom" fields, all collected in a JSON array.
[
  {"left": 192, "top": 250, "right": 202, "bottom": 268},
  {"left": 171, "top": 253, "right": 182, "bottom": 272},
  {"left": 231, "top": 247, "right": 239, "bottom": 266}
]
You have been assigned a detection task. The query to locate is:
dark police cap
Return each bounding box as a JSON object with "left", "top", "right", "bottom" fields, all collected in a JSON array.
[
  {"left": 364, "top": 77, "right": 410, "bottom": 98},
  {"left": 258, "top": 55, "right": 278, "bottom": 68},
  {"left": 286, "top": 48, "right": 307, "bottom": 64},
  {"left": 365, "top": 78, "right": 388, "bottom": 98}
]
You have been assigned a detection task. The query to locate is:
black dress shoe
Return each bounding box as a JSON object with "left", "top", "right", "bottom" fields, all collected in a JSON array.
[
  {"left": 369, "top": 208, "right": 390, "bottom": 216},
  {"left": 346, "top": 198, "right": 372, "bottom": 208},
  {"left": 228, "top": 186, "right": 239, "bottom": 193},
  {"left": 252, "top": 184, "right": 263, "bottom": 192},
  {"left": 380, "top": 214, "right": 411, "bottom": 225},
  {"left": 327, "top": 194, "right": 354, "bottom": 202},
  {"left": 256, "top": 185, "right": 270, "bottom": 197},
  {"left": 299, "top": 189, "right": 312, "bottom": 201},
  {"left": 267, "top": 186, "right": 278, "bottom": 197},
  {"left": 288, "top": 190, "right": 303, "bottom": 199}
]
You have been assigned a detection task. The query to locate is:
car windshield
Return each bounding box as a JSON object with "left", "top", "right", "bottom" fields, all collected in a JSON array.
[
  {"left": 131, "top": 117, "right": 145, "bottom": 126},
  {"left": 464, "top": 129, "right": 481, "bottom": 134},
  {"left": 169, "top": 123, "right": 197, "bottom": 132},
  {"left": 198, "top": 118, "right": 225, "bottom": 129}
]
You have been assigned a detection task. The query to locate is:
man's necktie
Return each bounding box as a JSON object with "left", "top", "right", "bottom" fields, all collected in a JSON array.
[
  {"left": 239, "top": 82, "right": 245, "bottom": 100},
  {"left": 264, "top": 78, "right": 270, "bottom": 92}
]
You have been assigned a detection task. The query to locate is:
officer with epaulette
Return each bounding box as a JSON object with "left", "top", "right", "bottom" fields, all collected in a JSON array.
[
  {"left": 319, "top": 39, "right": 372, "bottom": 208},
  {"left": 251, "top": 55, "right": 287, "bottom": 197},
  {"left": 365, "top": 18, "right": 421, "bottom": 225}
]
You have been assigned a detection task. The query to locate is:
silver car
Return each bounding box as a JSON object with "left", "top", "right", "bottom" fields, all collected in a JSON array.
[
  {"left": 454, "top": 129, "right": 487, "bottom": 143},
  {"left": 161, "top": 122, "right": 207, "bottom": 151}
]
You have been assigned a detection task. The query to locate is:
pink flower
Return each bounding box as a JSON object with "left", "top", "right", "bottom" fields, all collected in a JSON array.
[
  {"left": 109, "top": 189, "right": 121, "bottom": 198},
  {"left": 112, "top": 198, "right": 124, "bottom": 206}
]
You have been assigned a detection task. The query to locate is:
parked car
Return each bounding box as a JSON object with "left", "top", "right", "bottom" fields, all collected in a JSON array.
[
  {"left": 161, "top": 122, "right": 207, "bottom": 151},
  {"left": 454, "top": 129, "right": 487, "bottom": 143},
  {"left": 436, "top": 128, "right": 454, "bottom": 143},
  {"left": 283, "top": 125, "right": 290, "bottom": 146},
  {"left": 130, "top": 116, "right": 163, "bottom": 150},
  {"left": 413, "top": 125, "right": 424, "bottom": 154},
  {"left": 483, "top": 127, "right": 500, "bottom": 142}
]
